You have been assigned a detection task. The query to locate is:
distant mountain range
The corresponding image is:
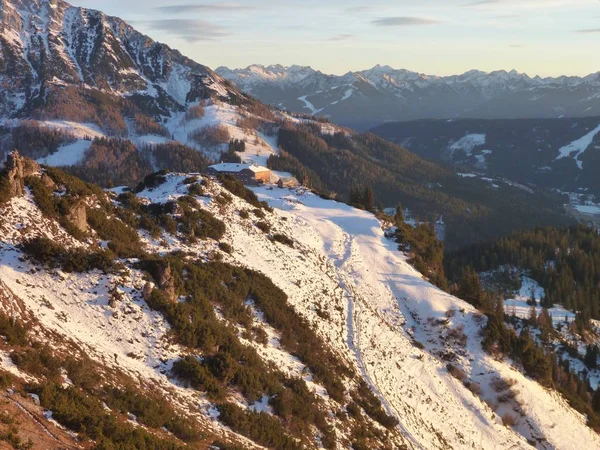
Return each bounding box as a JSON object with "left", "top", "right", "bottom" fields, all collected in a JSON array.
[{"left": 216, "top": 64, "right": 600, "bottom": 130}]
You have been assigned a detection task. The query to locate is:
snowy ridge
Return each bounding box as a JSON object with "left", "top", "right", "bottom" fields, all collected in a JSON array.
[
  {"left": 219, "top": 64, "right": 600, "bottom": 97},
  {"left": 215, "top": 64, "right": 316, "bottom": 92}
]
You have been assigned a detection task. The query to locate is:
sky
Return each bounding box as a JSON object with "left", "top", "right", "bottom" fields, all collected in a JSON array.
[{"left": 72, "top": 0, "right": 600, "bottom": 77}]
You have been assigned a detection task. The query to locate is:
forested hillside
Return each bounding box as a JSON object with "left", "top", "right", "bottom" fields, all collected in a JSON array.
[
  {"left": 441, "top": 224, "right": 600, "bottom": 430},
  {"left": 371, "top": 117, "right": 600, "bottom": 200},
  {"left": 446, "top": 225, "right": 600, "bottom": 324}
]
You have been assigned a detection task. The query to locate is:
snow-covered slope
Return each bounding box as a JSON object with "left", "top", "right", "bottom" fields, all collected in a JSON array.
[
  {"left": 250, "top": 187, "right": 600, "bottom": 449},
  {"left": 555, "top": 123, "right": 600, "bottom": 169},
  {"left": 1, "top": 165, "right": 598, "bottom": 448}
]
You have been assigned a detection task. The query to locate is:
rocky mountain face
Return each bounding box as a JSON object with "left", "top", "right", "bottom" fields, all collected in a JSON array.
[
  {"left": 216, "top": 64, "right": 600, "bottom": 130},
  {"left": 0, "top": 0, "right": 244, "bottom": 119}
]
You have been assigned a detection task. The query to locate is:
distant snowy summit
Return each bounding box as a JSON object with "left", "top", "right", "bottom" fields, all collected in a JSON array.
[{"left": 217, "top": 64, "right": 600, "bottom": 130}]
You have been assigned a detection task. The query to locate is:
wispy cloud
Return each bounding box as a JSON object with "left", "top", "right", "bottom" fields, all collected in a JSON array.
[
  {"left": 345, "top": 6, "right": 375, "bottom": 14},
  {"left": 372, "top": 17, "right": 441, "bottom": 26},
  {"left": 464, "top": 0, "right": 586, "bottom": 8},
  {"left": 148, "top": 19, "right": 229, "bottom": 42},
  {"left": 155, "top": 3, "right": 256, "bottom": 14},
  {"left": 493, "top": 13, "right": 520, "bottom": 19},
  {"left": 464, "top": 0, "right": 501, "bottom": 5},
  {"left": 577, "top": 28, "right": 600, "bottom": 34},
  {"left": 326, "top": 33, "right": 355, "bottom": 41}
]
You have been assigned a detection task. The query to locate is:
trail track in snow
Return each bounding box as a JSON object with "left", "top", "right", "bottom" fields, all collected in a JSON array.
[{"left": 331, "top": 228, "right": 420, "bottom": 449}]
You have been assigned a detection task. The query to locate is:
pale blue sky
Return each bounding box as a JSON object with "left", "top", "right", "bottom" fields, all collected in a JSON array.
[{"left": 73, "top": 0, "right": 600, "bottom": 77}]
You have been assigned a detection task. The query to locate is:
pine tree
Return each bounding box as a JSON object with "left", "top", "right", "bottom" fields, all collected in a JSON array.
[
  {"left": 349, "top": 185, "right": 363, "bottom": 208},
  {"left": 538, "top": 308, "right": 553, "bottom": 338},
  {"left": 458, "top": 267, "right": 482, "bottom": 307},
  {"left": 528, "top": 304, "right": 538, "bottom": 326},
  {"left": 592, "top": 388, "right": 600, "bottom": 413},
  {"left": 394, "top": 203, "right": 404, "bottom": 225},
  {"left": 584, "top": 345, "right": 599, "bottom": 370},
  {"left": 495, "top": 296, "right": 505, "bottom": 320},
  {"left": 363, "top": 185, "right": 375, "bottom": 212}
]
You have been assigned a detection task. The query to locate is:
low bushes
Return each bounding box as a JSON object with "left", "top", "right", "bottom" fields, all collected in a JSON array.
[
  {"left": 104, "top": 386, "right": 199, "bottom": 442},
  {"left": 188, "top": 183, "right": 204, "bottom": 197},
  {"left": 171, "top": 356, "right": 226, "bottom": 401},
  {"left": 219, "top": 242, "right": 233, "bottom": 254},
  {"left": 178, "top": 200, "right": 226, "bottom": 242},
  {"left": 447, "top": 363, "right": 467, "bottom": 382},
  {"left": 11, "top": 341, "right": 200, "bottom": 448},
  {"left": 351, "top": 381, "right": 398, "bottom": 430},
  {"left": 217, "top": 403, "right": 302, "bottom": 450},
  {"left": 21, "top": 237, "right": 115, "bottom": 273},
  {"left": 134, "top": 170, "right": 170, "bottom": 193},
  {"left": 26, "top": 176, "right": 87, "bottom": 240},
  {"left": 256, "top": 221, "right": 271, "bottom": 233},
  {"left": 36, "top": 384, "right": 186, "bottom": 449},
  {"left": 271, "top": 234, "right": 294, "bottom": 248},
  {"left": 218, "top": 175, "right": 271, "bottom": 210},
  {"left": 0, "top": 313, "right": 28, "bottom": 346},
  {"left": 141, "top": 257, "right": 349, "bottom": 440},
  {"left": 87, "top": 208, "right": 145, "bottom": 258}
]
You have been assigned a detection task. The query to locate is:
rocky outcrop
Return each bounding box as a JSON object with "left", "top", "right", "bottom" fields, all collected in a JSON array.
[
  {"left": 143, "top": 262, "right": 177, "bottom": 303},
  {"left": 66, "top": 199, "right": 87, "bottom": 233},
  {"left": 4, "top": 151, "right": 40, "bottom": 197},
  {"left": 156, "top": 263, "right": 177, "bottom": 303},
  {"left": 142, "top": 282, "right": 154, "bottom": 301}
]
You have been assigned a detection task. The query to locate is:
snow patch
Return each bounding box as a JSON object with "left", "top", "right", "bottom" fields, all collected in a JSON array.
[
  {"left": 449, "top": 133, "right": 486, "bottom": 157},
  {"left": 37, "top": 139, "right": 91, "bottom": 167},
  {"left": 555, "top": 124, "right": 600, "bottom": 169}
]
